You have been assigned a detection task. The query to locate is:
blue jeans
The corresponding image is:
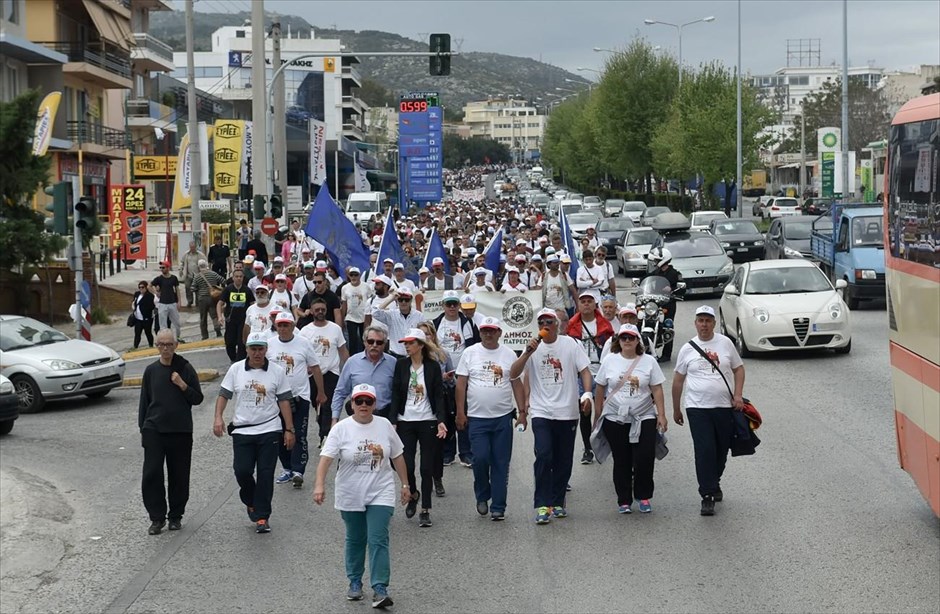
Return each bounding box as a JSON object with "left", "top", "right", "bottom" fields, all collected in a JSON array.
[
  {"left": 232, "top": 431, "right": 281, "bottom": 520},
  {"left": 341, "top": 505, "right": 394, "bottom": 589},
  {"left": 468, "top": 413, "right": 514, "bottom": 513},
  {"left": 687, "top": 407, "right": 734, "bottom": 497},
  {"left": 531, "top": 417, "right": 578, "bottom": 509},
  {"left": 278, "top": 397, "right": 309, "bottom": 475}
]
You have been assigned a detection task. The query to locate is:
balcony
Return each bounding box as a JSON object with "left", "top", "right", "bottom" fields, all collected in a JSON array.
[
  {"left": 131, "top": 33, "right": 174, "bottom": 72},
  {"left": 125, "top": 98, "right": 177, "bottom": 132},
  {"left": 342, "top": 122, "right": 365, "bottom": 142},
  {"left": 67, "top": 120, "right": 130, "bottom": 158},
  {"left": 39, "top": 41, "right": 132, "bottom": 89},
  {"left": 341, "top": 64, "right": 362, "bottom": 86},
  {"left": 342, "top": 95, "right": 367, "bottom": 115}
]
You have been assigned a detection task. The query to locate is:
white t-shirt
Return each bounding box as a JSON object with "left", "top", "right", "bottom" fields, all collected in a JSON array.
[
  {"left": 577, "top": 318, "right": 603, "bottom": 376},
  {"left": 456, "top": 343, "right": 517, "bottom": 419},
  {"left": 298, "top": 321, "right": 346, "bottom": 375},
  {"left": 542, "top": 272, "right": 571, "bottom": 310},
  {"left": 265, "top": 335, "right": 320, "bottom": 401},
  {"left": 341, "top": 282, "right": 372, "bottom": 324},
  {"left": 437, "top": 316, "right": 468, "bottom": 366},
  {"left": 366, "top": 295, "right": 390, "bottom": 333},
  {"left": 293, "top": 276, "right": 318, "bottom": 304},
  {"left": 401, "top": 365, "right": 434, "bottom": 421},
  {"left": 576, "top": 264, "right": 608, "bottom": 302},
  {"left": 391, "top": 277, "right": 416, "bottom": 294},
  {"left": 320, "top": 416, "right": 405, "bottom": 512},
  {"left": 467, "top": 282, "right": 495, "bottom": 296},
  {"left": 270, "top": 289, "right": 294, "bottom": 313},
  {"left": 595, "top": 353, "right": 665, "bottom": 423},
  {"left": 502, "top": 281, "right": 528, "bottom": 294},
  {"left": 220, "top": 360, "right": 292, "bottom": 435},
  {"left": 524, "top": 335, "right": 590, "bottom": 420},
  {"left": 245, "top": 302, "right": 275, "bottom": 336},
  {"left": 674, "top": 334, "right": 743, "bottom": 409}
]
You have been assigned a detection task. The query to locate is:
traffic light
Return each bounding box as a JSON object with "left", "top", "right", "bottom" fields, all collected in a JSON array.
[
  {"left": 429, "top": 33, "right": 451, "bottom": 76},
  {"left": 269, "top": 193, "right": 283, "bottom": 219},
  {"left": 43, "top": 181, "right": 70, "bottom": 235},
  {"left": 252, "top": 194, "right": 266, "bottom": 219},
  {"left": 74, "top": 195, "right": 97, "bottom": 230}
]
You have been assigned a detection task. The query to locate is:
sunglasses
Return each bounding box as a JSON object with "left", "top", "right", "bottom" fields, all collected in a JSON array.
[
  {"left": 349, "top": 273, "right": 360, "bottom": 277},
  {"left": 537, "top": 318, "right": 556, "bottom": 326},
  {"left": 619, "top": 335, "right": 639, "bottom": 341},
  {"left": 353, "top": 397, "right": 376, "bottom": 406},
  {"left": 276, "top": 322, "right": 292, "bottom": 327},
  {"left": 365, "top": 339, "right": 385, "bottom": 346},
  {"left": 397, "top": 297, "right": 412, "bottom": 302}
]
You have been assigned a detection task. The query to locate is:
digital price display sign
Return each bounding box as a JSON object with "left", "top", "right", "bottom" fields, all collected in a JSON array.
[{"left": 398, "top": 92, "right": 442, "bottom": 205}]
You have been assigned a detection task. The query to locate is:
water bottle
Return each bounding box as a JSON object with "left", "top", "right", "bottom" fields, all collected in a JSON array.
[{"left": 516, "top": 423, "right": 526, "bottom": 433}]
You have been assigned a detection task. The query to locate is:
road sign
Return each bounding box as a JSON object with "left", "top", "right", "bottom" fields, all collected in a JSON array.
[
  {"left": 79, "top": 280, "right": 91, "bottom": 310},
  {"left": 260, "top": 217, "right": 279, "bottom": 236}
]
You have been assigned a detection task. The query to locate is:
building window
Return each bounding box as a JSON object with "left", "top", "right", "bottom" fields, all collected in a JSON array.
[
  {"left": 2, "top": 0, "right": 18, "bottom": 24},
  {"left": 236, "top": 30, "right": 245, "bottom": 38}
]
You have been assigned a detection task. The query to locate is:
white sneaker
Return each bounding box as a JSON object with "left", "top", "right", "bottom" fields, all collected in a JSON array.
[{"left": 291, "top": 472, "right": 304, "bottom": 489}]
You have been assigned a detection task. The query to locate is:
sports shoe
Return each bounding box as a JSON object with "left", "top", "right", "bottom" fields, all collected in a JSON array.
[
  {"left": 701, "top": 495, "right": 716, "bottom": 516},
  {"left": 405, "top": 491, "right": 419, "bottom": 518},
  {"left": 476, "top": 500, "right": 489, "bottom": 516},
  {"left": 418, "top": 511, "right": 432, "bottom": 527},
  {"left": 246, "top": 505, "right": 256, "bottom": 521},
  {"left": 347, "top": 580, "right": 364, "bottom": 601},
  {"left": 714, "top": 488, "right": 723, "bottom": 502},
  {"left": 372, "top": 584, "right": 393, "bottom": 608},
  {"left": 167, "top": 518, "right": 182, "bottom": 531},
  {"left": 148, "top": 520, "right": 165, "bottom": 535},
  {"left": 535, "top": 506, "right": 552, "bottom": 524},
  {"left": 459, "top": 457, "right": 473, "bottom": 468},
  {"left": 291, "top": 472, "right": 304, "bottom": 489},
  {"left": 442, "top": 458, "right": 455, "bottom": 467},
  {"left": 566, "top": 483, "right": 572, "bottom": 492},
  {"left": 255, "top": 519, "right": 271, "bottom": 533},
  {"left": 551, "top": 506, "right": 568, "bottom": 519},
  {"left": 580, "top": 450, "right": 594, "bottom": 465},
  {"left": 638, "top": 499, "right": 652, "bottom": 513},
  {"left": 275, "top": 470, "right": 294, "bottom": 484},
  {"left": 618, "top": 504, "right": 632, "bottom": 514},
  {"left": 491, "top": 511, "right": 505, "bottom": 521},
  {"left": 434, "top": 477, "right": 446, "bottom": 497}
]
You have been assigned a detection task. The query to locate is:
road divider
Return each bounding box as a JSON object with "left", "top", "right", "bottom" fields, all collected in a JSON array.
[
  {"left": 122, "top": 338, "right": 225, "bottom": 361},
  {"left": 122, "top": 368, "right": 220, "bottom": 388}
]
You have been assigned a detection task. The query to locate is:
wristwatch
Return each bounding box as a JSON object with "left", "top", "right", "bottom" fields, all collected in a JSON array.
[{"left": 285, "top": 428, "right": 295, "bottom": 434}]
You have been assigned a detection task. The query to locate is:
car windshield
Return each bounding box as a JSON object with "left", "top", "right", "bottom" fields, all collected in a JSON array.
[
  {"left": 851, "top": 216, "right": 884, "bottom": 247},
  {"left": 694, "top": 212, "right": 727, "bottom": 224},
  {"left": 0, "top": 317, "right": 70, "bottom": 351},
  {"left": 713, "top": 221, "right": 760, "bottom": 235},
  {"left": 597, "top": 218, "right": 633, "bottom": 232},
  {"left": 606, "top": 200, "right": 625, "bottom": 207},
  {"left": 645, "top": 207, "right": 669, "bottom": 217},
  {"left": 347, "top": 200, "right": 378, "bottom": 212},
  {"left": 665, "top": 235, "right": 725, "bottom": 257},
  {"left": 626, "top": 229, "right": 659, "bottom": 245},
  {"left": 622, "top": 202, "right": 646, "bottom": 212},
  {"left": 583, "top": 196, "right": 601, "bottom": 204},
  {"left": 562, "top": 205, "right": 584, "bottom": 216},
  {"left": 745, "top": 266, "right": 832, "bottom": 294},
  {"left": 567, "top": 213, "right": 600, "bottom": 225},
  {"left": 784, "top": 220, "right": 816, "bottom": 240}
]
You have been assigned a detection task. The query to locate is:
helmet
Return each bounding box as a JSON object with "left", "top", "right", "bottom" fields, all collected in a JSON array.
[
  {"left": 658, "top": 248, "right": 673, "bottom": 268},
  {"left": 647, "top": 247, "right": 663, "bottom": 264}
]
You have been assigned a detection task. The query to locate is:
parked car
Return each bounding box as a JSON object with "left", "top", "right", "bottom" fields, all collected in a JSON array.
[
  {"left": 566, "top": 211, "right": 602, "bottom": 239},
  {"left": 718, "top": 259, "right": 852, "bottom": 356},
  {"left": 762, "top": 197, "right": 801, "bottom": 219},
  {"left": 616, "top": 227, "right": 659, "bottom": 276},
  {"left": 595, "top": 217, "right": 634, "bottom": 257},
  {"left": 0, "top": 374, "right": 18, "bottom": 435},
  {"left": 802, "top": 197, "right": 835, "bottom": 216},
  {"left": 708, "top": 218, "right": 766, "bottom": 263},
  {"left": 764, "top": 216, "right": 832, "bottom": 260},
  {"left": 0, "top": 315, "right": 126, "bottom": 413},
  {"left": 619, "top": 201, "right": 647, "bottom": 224},
  {"left": 690, "top": 210, "right": 729, "bottom": 232},
  {"left": 649, "top": 230, "right": 734, "bottom": 296},
  {"left": 753, "top": 194, "right": 775, "bottom": 217},
  {"left": 603, "top": 198, "right": 625, "bottom": 217},
  {"left": 639, "top": 206, "right": 671, "bottom": 226}
]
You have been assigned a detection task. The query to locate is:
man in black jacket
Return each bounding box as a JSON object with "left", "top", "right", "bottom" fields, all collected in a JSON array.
[{"left": 138, "top": 330, "right": 204, "bottom": 535}]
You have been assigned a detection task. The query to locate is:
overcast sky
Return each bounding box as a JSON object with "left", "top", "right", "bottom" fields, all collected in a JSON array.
[{"left": 246, "top": 0, "right": 939, "bottom": 77}]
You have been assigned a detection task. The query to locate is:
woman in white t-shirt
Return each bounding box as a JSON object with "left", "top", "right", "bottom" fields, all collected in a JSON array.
[
  {"left": 594, "top": 323, "right": 667, "bottom": 515},
  {"left": 314, "top": 383, "right": 410, "bottom": 607}
]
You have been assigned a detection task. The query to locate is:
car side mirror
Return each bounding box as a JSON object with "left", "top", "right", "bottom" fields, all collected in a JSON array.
[
  {"left": 835, "top": 279, "right": 847, "bottom": 290},
  {"left": 724, "top": 283, "right": 739, "bottom": 295}
]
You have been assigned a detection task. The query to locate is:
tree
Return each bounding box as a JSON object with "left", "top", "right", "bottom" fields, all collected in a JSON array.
[
  {"left": 442, "top": 136, "right": 510, "bottom": 168},
  {"left": 0, "top": 90, "right": 67, "bottom": 272},
  {"left": 357, "top": 78, "right": 397, "bottom": 108}
]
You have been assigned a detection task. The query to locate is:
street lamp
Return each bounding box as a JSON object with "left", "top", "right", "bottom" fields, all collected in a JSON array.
[
  {"left": 592, "top": 47, "right": 617, "bottom": 54},
  {"left": 644, "top": 16, "right": 716, "bottom": 86},
  {"left": 564, "top": 77, "right": 594, "bottom": 92},
  {"left": 577, "top": 67, "right": 602, "bottom": 75}
]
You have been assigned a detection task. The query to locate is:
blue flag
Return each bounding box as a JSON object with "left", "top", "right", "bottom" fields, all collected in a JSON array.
[
  {"left": 559, "top": 206, "right": 580, "bottom": 279},
  {"left": 483, "top": 228, "right": 503, "bottom": 277},
  {"left": 422, "top": 229, "right": 451, "bottom": 275},
  {"left": 304, "top": 184, "right": 371, "bottom": 280},
  {"left": 376, "top": 215, "right": 419, "bottom": 283}
]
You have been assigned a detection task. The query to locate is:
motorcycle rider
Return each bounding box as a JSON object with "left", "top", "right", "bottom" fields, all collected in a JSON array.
[{"left": 645, "top": 247, "right": 684, "bottom": 363}]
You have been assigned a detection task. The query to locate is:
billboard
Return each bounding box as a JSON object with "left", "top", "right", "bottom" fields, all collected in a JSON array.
[
  {"left": 109, "top": 185, "right": 148, "bottom": 260},
  {"left": 398, "top": 93, "right": 443, "bottom": 204}
]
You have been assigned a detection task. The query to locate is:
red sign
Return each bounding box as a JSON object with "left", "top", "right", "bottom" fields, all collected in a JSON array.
[
  {"left": 260, "top": 216, "right": 279, "bottom": 236},
  {"left": 109, "top": 184, "right": 148, "bottom": 260}
]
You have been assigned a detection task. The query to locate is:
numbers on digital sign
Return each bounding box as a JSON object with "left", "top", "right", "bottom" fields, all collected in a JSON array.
[{"left": 399, "top": 99, "right": 429, "bottom": 113}]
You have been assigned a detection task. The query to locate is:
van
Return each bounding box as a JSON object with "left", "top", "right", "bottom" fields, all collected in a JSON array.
[{"left": 344, "top": 192, "right": 387, "bottom": 230}]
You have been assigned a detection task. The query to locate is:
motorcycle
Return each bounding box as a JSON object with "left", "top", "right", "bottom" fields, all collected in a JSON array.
[{"left": 633, "top": 276, "right": 685, "bottom": 360}]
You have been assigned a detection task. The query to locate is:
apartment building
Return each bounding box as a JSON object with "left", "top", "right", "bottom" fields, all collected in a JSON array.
[{"left": 462, "top": 98, "right": 545, "bottom": 160}]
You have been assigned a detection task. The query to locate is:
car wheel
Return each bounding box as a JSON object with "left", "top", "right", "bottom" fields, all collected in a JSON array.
[
  {"left": 0, "top": 420, "right": 13, "bottom": 436},
  {"left": 85, "top": 390, "right": 111, "bottom": 400},
  {"left": 719, "top": 309, "right": 729, "bottom": 336},
  {"left": 11, "top": 375, "right": 45, "bottom": 414},
  {"left": 845, "top": 283, "right": 860, "bottom": 310},
  {"left": 735, "top": 322, "right": 753, "bottom": 358},
  {"left": 834, "top": 339, "right": 852, "bottom": 355}
]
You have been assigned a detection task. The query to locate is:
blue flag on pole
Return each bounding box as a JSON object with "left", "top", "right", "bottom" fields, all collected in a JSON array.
[
  {"left": 559, "top": 206, "right": 580, "bottom": 279},
  {"left": 422, "top": 229, "right": 451, "bottom": 275},
  {"left": 376, "top": 215, "right": 419, "bottom": 283},
  {"left": 304, "top": 183, "right": 371, "bottom": 280},
  {"left": 483, "top": 229, "right": 503, "bottom": 277}
]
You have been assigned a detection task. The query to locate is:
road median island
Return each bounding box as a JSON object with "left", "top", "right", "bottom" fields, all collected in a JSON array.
[
  {"left": 122, "top": 338, "right": 225, "bottom": 361},
  {"left": 122, "top": 368, "right": 220, "bottom": 388}
]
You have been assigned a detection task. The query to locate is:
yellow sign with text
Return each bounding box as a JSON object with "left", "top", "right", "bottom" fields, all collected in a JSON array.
[
  {"left": 213, "top": 120, "right": 244, "bottom": 194},
  {"left": 132, "top": 155, "right": 178, "bottom": 179}
]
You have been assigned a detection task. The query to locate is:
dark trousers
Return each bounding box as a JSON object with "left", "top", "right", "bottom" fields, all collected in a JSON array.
[
  {"left": 141, "top": 430, "right": 192, "bottom": 522},
  {"left": 346, "top": 320, "right": 365, "bottom": 356},
  {"left": 687, "top": 407, "right": 734, "bottom": 497},
  {"left": 232, "top": 431, "right": 281, "bottom": 521},
  {"left": 397, "top": 420, "right": 439, "bottom": 509},
  {"left": 468, "top": 413, "right": 514, "bottom": 514},
  {"left": 531, "top": 417, "right": 578, "bottom": 509},
  {"left": 134, "top": 318, "right": 154, "bottom": 348},
  {"left": 312, "top": 371, "right": 340, "bottom": 440},
  {"left": 601, "top": 418, "right": 657, "bottom": 504},
  {"left": 434, "top": 386, "right": 456, "bottom": 478},
  {"left": 224, "top": 317, "right": 247, "bottom": 362},
  {"left": 278, "top": 398, "right": 310, "bottom": 475},
  {"left": 578, "top": 379, "right": 596, "bottom": 452},
  {"left": 198, "top": 296, "right": 222, "bottom": 340}
]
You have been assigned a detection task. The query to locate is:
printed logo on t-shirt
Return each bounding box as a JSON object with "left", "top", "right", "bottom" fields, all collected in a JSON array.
[
  {"left": 244, "top": 380, "right": 267, "bottom": 405},
  {"left": 486, "top": 362, "right": 505, "bottom": 386},
  {"left": 229, "top": 292, "right": 247, "bottom": 307},
  {"left": 311, "top": 335, "right": 331, "bottom": 356},
  {"left": 444, "top": 329, "right": 463, "bottom": 352},
  {"left": 538, "top": 354, "right": 564, "bottom": 384},
  {"left": 354, "top": 439, "right": 385, "bottom": 471},
  {"left": 704, "top": 349, "right": 720, "bottom": 372},
  {"left": 628, "top": 375, "right": 640, "bottom": 395},
  {"left": 408, "top": 370, "right": 425, "bottom": 404},
  {"left": 274, "top": 352, "right": 295, "bottom": 375}
]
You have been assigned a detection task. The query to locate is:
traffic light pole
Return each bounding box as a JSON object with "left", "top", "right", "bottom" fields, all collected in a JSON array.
[{"left": 74, "top": 154, "right": 84, "bottom": 340}]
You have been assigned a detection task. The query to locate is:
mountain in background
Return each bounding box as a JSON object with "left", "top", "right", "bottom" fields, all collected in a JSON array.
[{"left": 149, "top": 10, "right": 591, "bottom": 115}]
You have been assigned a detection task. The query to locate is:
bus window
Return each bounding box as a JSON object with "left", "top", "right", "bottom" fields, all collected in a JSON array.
[{"left": 888, "top": 117, "right": 939, "bottom": 266}]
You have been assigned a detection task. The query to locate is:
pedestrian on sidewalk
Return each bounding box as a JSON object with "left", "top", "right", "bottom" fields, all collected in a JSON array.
[
  {"left": 313, "top": 383, "right": 410, "bottom": 608},
  {"left": 180, "top": 241, "right": 206, "bottom": 308},
  {"left": 213, "top": 332, "right": 295, "bottom": 534},
  {"left": 151, "top": 260, "right": 182, "bottom": 341},
  {"left": 138, "top": 330, "right": 204, "bottom": 535},
  {"left": 191, "top": 260, "right": 224, "bottom": 340},
  {"left": 131, "top": 281, "right": 156, "bottom": 349}
]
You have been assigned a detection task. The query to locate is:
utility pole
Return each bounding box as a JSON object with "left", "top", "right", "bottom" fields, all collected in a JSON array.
[
  {"left": 840, "top": 0, "right": 850, "bottom": 201},
  {"left": 251, "top": 0, "right": 268, "bottom": 216},
  {"left": 799, "top": 109, "right": 806, "bottom": 202},
  {"left": 185, "top": 0, "right": 201, "bottom": 243},
  {"left": 735, "top": 0, "right": 742, "bottom": 217},
  {"left": 271, "top": 18, "right": 288, "bottom": 224}
]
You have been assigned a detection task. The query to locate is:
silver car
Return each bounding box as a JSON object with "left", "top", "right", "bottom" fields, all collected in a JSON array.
[
  {"left": 0, "top": 315, "right": 126, "bottom": 413},
  {"left": 616, "top": 227, "right": 659, "bottom": 276},
  {"left": 649, "top": 232, "right": 735, "bottom": 296}
]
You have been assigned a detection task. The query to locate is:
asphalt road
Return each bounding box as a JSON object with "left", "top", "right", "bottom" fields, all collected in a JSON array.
[{"left": 2, "top": 294, "right": 938, "bottom": 614}]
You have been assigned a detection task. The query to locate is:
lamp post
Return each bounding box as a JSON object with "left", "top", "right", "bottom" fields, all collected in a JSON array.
[
  {"left": 592, "top": 47, "right": 617, "bottom": 54},
  {"left": 643, "top": 16, "right": 716, "bottom": 86}
]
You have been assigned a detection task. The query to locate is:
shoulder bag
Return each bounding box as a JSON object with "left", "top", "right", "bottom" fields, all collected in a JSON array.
[{"left": 201, "top": 272, "right": 224, "bottom": 302}]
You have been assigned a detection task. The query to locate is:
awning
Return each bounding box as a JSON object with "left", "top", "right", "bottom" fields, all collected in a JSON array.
[{"left": 82, "top": 0, "right": 130, "bottom": 50}]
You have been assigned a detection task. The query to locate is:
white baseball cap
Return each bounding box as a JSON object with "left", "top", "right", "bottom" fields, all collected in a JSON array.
[
  {"left": 479, "top": 316, "right": 502, "bottom": 330},
  {"left": 275, "top": 311, "right": 295, "bottom": 324},
  {"left": 618, "top": 323, "right": 641, "bottom": 338},
  {"left": 432, "top": 257, "right": 445, "bottom": 266},
  {"left": 351, "top": 383, "right": 376, "bottom": 400},
  {"left": 695, "top": 305, "right": 716, "bottom": 318},
  {"left": 393, "top": 262, "right": 405, "bottom": 270},
  {"left": 399, "top": 328, "right": 427, "bottom": 343},
  {"left": 246, "top": 332, "right": 269, "bottom": 346},
  {"left": 348, "top": 267, "right": 361, "bottom": 275}
]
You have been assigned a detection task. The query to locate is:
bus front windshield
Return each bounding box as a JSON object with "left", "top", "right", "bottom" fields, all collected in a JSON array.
[{"left": 888, "top": 117, "right": 939, "bottom": 266}]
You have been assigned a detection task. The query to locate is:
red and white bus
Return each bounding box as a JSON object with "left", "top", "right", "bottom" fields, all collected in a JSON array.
[{"left": 885, "top": 92, "right": 940, "bottom": 516}]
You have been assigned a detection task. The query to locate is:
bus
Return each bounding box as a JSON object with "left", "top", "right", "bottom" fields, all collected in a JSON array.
[{"left": 885, "top": 92, "right": 940, "bottom": 516}]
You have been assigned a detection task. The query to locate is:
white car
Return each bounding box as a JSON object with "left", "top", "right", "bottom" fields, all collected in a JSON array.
[
  {"left": 619, "top": 201, "right": 647, "bottom": 224},
  {"left": 764, "top": 197, "right": 801, "bottom": 219},
  {"left": 718, "top": 260, "right": 852, "bottom": 356},
  {"left": 690, "top": 210, "right": 728, "bottom": 232}
]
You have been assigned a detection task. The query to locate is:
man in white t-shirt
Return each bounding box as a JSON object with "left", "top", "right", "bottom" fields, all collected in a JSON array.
[
  {"left": 267, "top": 312, "right": 328, "bottom": 489},
  {"left": 243, "top": 284, "right": 275, "bottom": 342},
  {"left": 510, "top": 308, "right": 592, "bottom": 524},
  {"left": 575, "top": 249, "right": 608, "bottom": 303},
  {"left": 213, "top": 332, "right": 296, "bottom": 533},
  {"left": 299, "top": 296, "right": 349, "bottom": 444},
  {"left": 455, "top": 317, "right": 525, "bottom": 521},
  {"left": 341, "top": 266, "right": 373, "bottom": 355},
  {"left": 671, "top": 305, "right": 745, "bottom": 517}
]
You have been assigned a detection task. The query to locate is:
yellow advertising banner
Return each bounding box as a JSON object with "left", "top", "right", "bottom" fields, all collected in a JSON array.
[
  {"left": 213, "top": 119, "right": 244, "bottom": 194},
  {"left": 172, "top": 132, "right": 192, "bottom": 211},
  {"left": 132, "top": 155, "right": 178, "bottom": 179},
  {"left": 32, "top": 91, "right": 61, "bottom": 157}
]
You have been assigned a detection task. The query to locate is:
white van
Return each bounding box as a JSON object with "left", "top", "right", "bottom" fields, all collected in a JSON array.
[{"left": 344, "top": 192, "right": 387, "bottom": 229}]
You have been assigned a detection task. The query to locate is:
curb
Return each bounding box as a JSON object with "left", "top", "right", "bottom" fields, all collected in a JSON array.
[
  {"left": 122, "top": 338, "right": 225, "bottom": 360},
  {"left": 122, "top": 368, "right": 220, "bottom": 388}
]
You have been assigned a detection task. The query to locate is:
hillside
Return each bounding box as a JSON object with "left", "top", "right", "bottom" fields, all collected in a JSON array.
[{"left": 148, "top": 10, "right": 591, "bottom": 112}]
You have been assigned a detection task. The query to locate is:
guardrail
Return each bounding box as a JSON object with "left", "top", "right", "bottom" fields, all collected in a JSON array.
[
  {"left": 67, "top": 120, "right": 131, "bottom": 149},
  {"left": 132, "top": 33, "right": 173, "bottom": 62}
]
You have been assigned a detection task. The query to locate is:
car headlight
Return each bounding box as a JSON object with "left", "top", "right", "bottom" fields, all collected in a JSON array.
[
  {"left": 626, "top": 251, "right": 640, "bottom": 260},
  {"left": 43, "top": 359, "right": 82, "bottom": 370},
  {"left": 828, "top": 302, "right": 843, "bottom": 319},
  {"left": 720, "top": 242, "right": 731, "bottom": 248},
  {"left": 857, "top": 269, "right": 877, "bottom": 280},
  {"left": 718, "top": 262, "right": 734, "bottom": 275},
  {"left": 0, "top": 381, "right": 13, "bottom": 394},
  {"left": 755, "top": 240, "right": 764, "bottom": 246},
  {"left": 752, "top": 307, "right": 770, "bottom": 323},
  {"left": 783, "top": 246, "right": 803, "bottom": 258},
  {"left": 644, "top": 302, "right": 660, "bottom": 316}
]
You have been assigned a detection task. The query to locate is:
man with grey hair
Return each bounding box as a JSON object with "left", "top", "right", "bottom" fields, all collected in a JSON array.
[
  {"left": 180, "top": 240, "right": 207, "bottom": 308},
  {"left": 191, "top": 260, "right": 224, "bottom": 340},
  {"left": 331, "top": 325, "right": 396, "bottom": 421}
]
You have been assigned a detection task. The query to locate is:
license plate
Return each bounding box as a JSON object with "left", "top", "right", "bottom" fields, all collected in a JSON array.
[
  {"left": 95, "top": 365, "right": 116, "bottom": 377},
  {"left": 737, "top": 247, "right": 748, "bottom": 252},
  {"left": 686, "top": 287, "right": 709, "bottom": 295}
]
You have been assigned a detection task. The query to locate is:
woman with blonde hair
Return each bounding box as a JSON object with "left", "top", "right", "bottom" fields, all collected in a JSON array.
[{"left": 416, "top": 320, "right": 457, "bottom": 498}]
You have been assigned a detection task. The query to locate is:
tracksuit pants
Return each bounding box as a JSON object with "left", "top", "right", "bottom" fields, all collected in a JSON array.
[
  {"left": 156, "top": 302, "right": 181, "bottom": 337},
  {"left": 278, "top": 397, "right": 309, "bottom": 475},
  {"left": 468, "top": 413, "right": 514, "bottom": 514},
  {"left": 341, "top": 505, "right": 394, "bottom": 589},
  {"left": 397, "top": 420, "right": 439, "bottom": 508},
  {"left": 141, "top": 430, "right": 192, "bottom": 522},
  {"left": 601, "top": 418, "right": 657, "bottom": 504},
  {"left": 232, "top": 431, "right": 281, "bottom": 521},
  {"left": 687, "top": 407, "right": 734, "bottom": 497},
  {"left": 531, "top": 417, "right": 578, "bottom": 509},
  {"left": 312, "top": 371, "right": 339, "bottom": 440},
  {"left": 224, "top": 317, "right": 247, "bottom": 362},
  {"left": 345, "top": 320, "right": 365, "bottom": 356}
]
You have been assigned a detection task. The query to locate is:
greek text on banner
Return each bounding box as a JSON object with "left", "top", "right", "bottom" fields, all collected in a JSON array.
[{"left": 419, "top": 290, "right": 543, "bottom": 350}]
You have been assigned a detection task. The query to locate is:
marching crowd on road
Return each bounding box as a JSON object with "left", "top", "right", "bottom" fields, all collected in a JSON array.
[{"left": 136, "top": 165, "right": 751, "bottom": 609}]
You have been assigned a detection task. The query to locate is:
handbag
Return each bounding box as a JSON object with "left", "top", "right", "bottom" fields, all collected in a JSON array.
[
  {"left": 201, "top": 273, "right": 224, "bottom": 301},
  {"left": 126, "top": 313, "right": 136, "bottom": 327},
  {"left": 687, "top": 340, "right": 761, "bottom": 456}
]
